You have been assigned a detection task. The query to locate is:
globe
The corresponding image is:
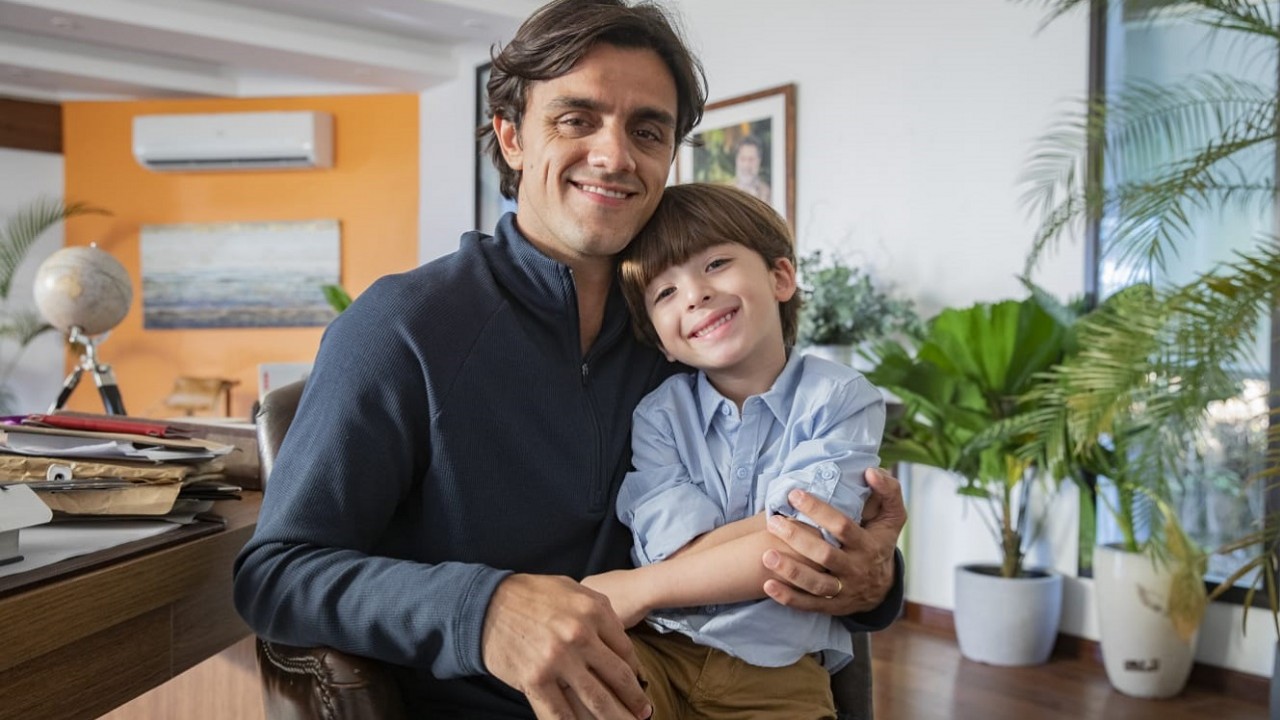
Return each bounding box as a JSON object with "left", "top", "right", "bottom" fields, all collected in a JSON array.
[{"left": 32, "top": 245, "right": 133, "bottom": 336}]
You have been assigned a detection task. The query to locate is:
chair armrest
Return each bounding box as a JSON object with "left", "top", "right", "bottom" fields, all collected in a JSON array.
[
  {"left": 831, "top": 631, "right": 874, "bottom": 720},
  {"left": 256, "top": 638, "right": 407, "bottom": 720}
]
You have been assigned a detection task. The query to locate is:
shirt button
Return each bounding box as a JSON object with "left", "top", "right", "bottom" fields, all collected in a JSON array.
[
  {"left": 735, "top": 467, "right": 748, "bottom": 479},
  {"left": 721, "top": 405, "right": 732, "bottom": 416},
  {"left": 821, "top": 468, "right": 836, "bottom": 480}
]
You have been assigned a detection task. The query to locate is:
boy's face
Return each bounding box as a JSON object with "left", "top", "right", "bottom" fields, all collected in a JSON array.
[{"left": 644, "top": 242, "right": 796, "bottom": 379}]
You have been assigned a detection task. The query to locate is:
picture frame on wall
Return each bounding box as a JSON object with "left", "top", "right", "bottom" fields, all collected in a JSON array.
[
  {"left": 475, "top": 62, "right": 517, "bottom": 232},
  {"left": 676, "top": 83, "right": 796, "bottom": 228}
]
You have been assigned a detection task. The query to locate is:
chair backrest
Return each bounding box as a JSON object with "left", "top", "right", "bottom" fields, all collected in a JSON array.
[
  {"left": 252, "top": 379, "right": 874, "bottom": 719},
  {"left": 254, "top": 380, "right": 409, "bottom": 720},
  {"left": 255, "top": 379, "right": 306, "bottom": 483}
]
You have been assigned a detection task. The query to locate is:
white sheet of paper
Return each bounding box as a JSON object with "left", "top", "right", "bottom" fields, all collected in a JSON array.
[{"left": 0, "top": 521, "right": 181, "bottom": 579}]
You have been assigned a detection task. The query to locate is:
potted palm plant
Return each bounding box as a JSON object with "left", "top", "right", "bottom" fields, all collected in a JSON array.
[
  {"left": 796, "top": 250, "right": 922, "bottom": 367},
  {"left": 0, "top": 198, "right": 106, "bottom": 413},
  {"left": 1013, "top": 0, "right": 1280, "bottom": 699},
  {"left": 865, "top": 290, "right": 1078, "bottom": 666}
]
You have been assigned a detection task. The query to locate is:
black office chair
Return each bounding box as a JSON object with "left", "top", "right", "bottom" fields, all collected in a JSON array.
[{"left": 253, "top": 380, "right": 874, "bottom": 719}]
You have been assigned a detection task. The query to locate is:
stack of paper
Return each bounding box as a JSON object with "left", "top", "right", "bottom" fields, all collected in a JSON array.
[{"left": 0, "top": 415, "right": 240, "bottom": 518}]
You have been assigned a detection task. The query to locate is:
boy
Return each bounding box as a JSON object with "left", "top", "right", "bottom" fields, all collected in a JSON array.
[{"left": 583, "top": 183, "right": 886, "bottom": 718}]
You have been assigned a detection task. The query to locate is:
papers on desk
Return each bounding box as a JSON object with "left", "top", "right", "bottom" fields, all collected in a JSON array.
[
  {"left": 0, "top": 414, "right": 241, "bottom": 518},
  {"left": 0, "top": 425, "right": 233, "bottom": 463}
]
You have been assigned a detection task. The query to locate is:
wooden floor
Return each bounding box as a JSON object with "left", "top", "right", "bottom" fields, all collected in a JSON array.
[{"left": 871, "top": 620, "right": 1267, "bottom": 719}]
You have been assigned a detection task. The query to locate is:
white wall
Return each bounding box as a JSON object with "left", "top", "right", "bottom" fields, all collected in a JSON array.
[
  {"left": 416, "top": 0, "right": 1270, "bottom": 678},
  {"left": 0, "top": 147, "right": 66, "bottom": 414}
]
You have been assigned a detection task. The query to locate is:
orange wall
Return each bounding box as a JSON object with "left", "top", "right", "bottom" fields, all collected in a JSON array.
[{"left": 62, "top": 94, "right": 418, "bottom": 418}]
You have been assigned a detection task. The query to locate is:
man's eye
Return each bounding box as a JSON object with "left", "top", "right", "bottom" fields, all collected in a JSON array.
[{"left": 634, "top": 127, "right": 663, "bottom": 143}]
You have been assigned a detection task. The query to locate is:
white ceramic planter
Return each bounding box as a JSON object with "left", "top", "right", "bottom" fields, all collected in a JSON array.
[
  {"left": 953, "top": 563, "right": 1063, "bottom": 666},
  {"left": 1093, "top": 544, "right": 1199, "bottom": 698},
  {"left": 802, "top": 344, "right": 876, "bottom": 372}
]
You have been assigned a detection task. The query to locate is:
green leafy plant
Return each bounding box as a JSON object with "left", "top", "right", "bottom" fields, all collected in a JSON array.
[
  {"left": 1013, "top": 0, "right": 1280, "bottom": 635},
  {"left": 796, "top": 250, "right": 922, "bottom": 347},
  {"left": 865, "top": 292, "right": 1079, "bottom": 578},
  {"left": 321, "top": 284, "right": 352, "bottom": 313},
  {"left": 0, "top": 198, "right": 107, "bottom": 412}
]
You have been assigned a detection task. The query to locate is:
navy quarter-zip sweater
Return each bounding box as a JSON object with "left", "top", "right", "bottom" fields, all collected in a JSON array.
[{"left": 233, "top": 214, "right": 903, "bottom": 718}]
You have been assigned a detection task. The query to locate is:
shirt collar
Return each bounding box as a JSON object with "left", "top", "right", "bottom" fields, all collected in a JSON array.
[{"left": 694, "top": 349, "right": 804, "bottom": 433}]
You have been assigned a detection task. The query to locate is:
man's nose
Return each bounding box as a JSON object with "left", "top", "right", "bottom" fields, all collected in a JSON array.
[{"left": 587, "top": 124, "right": 637, "bottom": 173}]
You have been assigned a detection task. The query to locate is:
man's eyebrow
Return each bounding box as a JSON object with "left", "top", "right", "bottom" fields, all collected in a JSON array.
[{"left": 548, "top": 96, "right": 676, "bottom": 128}]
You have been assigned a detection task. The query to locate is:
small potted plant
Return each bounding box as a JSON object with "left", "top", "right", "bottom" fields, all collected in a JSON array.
[
  {"left": 796, "top": 250, "right": 922, "bottom": 368},
  {"left": 865, "top": 291, "right": 1078, "bottom": 666}
]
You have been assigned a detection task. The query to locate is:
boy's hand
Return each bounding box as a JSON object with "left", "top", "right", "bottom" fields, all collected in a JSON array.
[
  {"left": 762, "top": 467, "right": 906, "bottom": 615},
  {"left": 582, "top": 570, "right": 651, "bottom": 628}
]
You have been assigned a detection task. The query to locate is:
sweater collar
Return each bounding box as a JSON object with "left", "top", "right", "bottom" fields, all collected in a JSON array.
[{"left": 473, "top": 212, "right": 632, "bottom": 344}]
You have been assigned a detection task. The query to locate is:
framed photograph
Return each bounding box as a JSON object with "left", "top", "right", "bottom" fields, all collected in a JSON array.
[
  {"left": 475, "top": 62, "right": 517, "bottom": 232},
  {"left": 676, "top": 83, "right": 796, "bottom": 228}
]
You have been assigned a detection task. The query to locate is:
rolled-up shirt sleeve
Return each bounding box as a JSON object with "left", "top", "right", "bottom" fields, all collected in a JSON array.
[
  {"left": 618, "top": 400, "right": 723, "bottom": 566},
  {"left": 764, "top": 375, "right": 885, "bottom": 544}
]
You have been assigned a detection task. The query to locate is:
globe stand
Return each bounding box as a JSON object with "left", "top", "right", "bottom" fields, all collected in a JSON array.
[{"left": 49, "top": 326, "right": 127, "bottom": 415}]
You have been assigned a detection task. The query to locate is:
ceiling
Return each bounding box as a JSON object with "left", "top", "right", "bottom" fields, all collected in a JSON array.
[{"left": 0, "top": 0, "right": 543, "bottom": 102}]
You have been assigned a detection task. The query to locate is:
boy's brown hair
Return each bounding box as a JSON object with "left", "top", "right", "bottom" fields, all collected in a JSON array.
[{"left": 619, "top": 182, "right": 800, "bottom": 348}]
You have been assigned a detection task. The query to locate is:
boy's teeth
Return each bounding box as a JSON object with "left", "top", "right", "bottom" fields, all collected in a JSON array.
[
  {"left": 694, "top": 311, "right": 735, "bottom": 338},
  {"left": 581, "top": 184, "right": 627, "bottom": 199}
]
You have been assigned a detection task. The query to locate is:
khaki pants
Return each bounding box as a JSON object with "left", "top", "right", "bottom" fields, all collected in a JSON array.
[{"left": 629, "top": 625, "right": 836, "bottom": 720}]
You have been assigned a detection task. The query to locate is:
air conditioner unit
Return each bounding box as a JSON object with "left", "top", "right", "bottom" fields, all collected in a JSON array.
[{"left": 132, "top": 111, "right": 334, "bottom": 172}]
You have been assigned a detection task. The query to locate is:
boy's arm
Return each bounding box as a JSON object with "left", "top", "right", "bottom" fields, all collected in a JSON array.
[
  {"left": 669, "top": 513, "right": 765, "bottom": 558},
  {"left": 583, "top": 517, "right": 820, "bottom": 627}
]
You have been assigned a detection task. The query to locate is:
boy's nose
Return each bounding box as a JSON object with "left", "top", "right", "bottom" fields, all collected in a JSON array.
[{"left": 686, "top": 291, "right": 712, "bottom": 310}]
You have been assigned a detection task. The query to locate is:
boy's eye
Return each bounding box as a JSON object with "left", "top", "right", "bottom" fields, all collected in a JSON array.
[
  {"left": 706, "top": 258, "right": 730, "bottom": 272},
  {"left": 653, "top": 287, "right": 675, "bottom": 303}
]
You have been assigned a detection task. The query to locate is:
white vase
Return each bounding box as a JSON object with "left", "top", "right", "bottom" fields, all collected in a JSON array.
[
  {"left": 953, "top": 563, "right": 1063, "bottom": 666},
  {"left": 802, "top": 344, "right": 876, "bottom": 372},
  {"left": 1093, "top": 544, "right": 1199, "bottom": 698}
]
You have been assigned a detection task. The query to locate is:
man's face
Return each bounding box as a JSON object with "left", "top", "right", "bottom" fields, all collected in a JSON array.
[
  {"left": 735, "top": 143, "right": 761, "bottom": 183},
  {"left": 494, "top": 44, "right": 678, "bottom": 270}
]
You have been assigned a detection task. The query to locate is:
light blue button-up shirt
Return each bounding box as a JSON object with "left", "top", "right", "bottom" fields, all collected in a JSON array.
[{"left": 617, "top": 352, "right": 885, "bottom": 670}]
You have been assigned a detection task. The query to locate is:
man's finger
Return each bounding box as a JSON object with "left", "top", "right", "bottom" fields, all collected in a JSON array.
[
  {"left": 863, "top": 467, "right": 907, "bottom": 530},
  {"left": 526, "top": 685, "right": 578, "bottom": 720}
]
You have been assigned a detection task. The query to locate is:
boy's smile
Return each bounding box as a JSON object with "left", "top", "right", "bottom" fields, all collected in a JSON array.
[{"left": 645, "top": 242, "right": 796, "bottom": 404}]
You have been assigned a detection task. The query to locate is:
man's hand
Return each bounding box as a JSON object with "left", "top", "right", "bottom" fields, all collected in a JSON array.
[
  {"left": 481, "top": 574, "right": 653, "bottom": 720},
  {"left": 762, "top": 467, "right": 907, "bottom": 615}
]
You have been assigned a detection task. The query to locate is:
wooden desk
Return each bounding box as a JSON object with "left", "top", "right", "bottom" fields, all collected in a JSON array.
[{"left": 0, "top": 493, "right": 261, "bottom": 720}]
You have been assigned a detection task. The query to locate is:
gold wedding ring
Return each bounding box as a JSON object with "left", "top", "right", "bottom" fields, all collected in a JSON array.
[{"left": 824, "top": 578, "right": 843, "bottom": 600}]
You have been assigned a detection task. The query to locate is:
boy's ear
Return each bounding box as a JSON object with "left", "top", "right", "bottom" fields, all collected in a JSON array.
[
  {"left": 494, "top": 114, "right": 523, "bottom": 171},
  {"left": 770, "top": 257, "right": 798, "bottom": 303}
]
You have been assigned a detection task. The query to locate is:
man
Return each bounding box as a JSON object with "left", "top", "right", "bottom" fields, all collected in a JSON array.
[
  {"left": 732, "top": 134, "right": 772, "bottom": 204},
  {"left": 233, "top": 1, "right": 906, "bottom": 718}
]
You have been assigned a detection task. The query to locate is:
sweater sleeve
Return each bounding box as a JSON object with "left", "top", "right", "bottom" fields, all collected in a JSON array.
[{"left": 232, "top": 285, "right": 507, "bottom": 679}]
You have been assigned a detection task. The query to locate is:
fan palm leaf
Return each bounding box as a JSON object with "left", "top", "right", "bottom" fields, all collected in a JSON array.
[{"left": 0, "top": 198, "right": 106, "bottom": 299}]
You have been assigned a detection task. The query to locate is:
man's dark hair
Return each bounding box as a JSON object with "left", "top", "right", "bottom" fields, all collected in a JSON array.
[{"left": 477, "top": 0, "right": 707, "bottom": 200}]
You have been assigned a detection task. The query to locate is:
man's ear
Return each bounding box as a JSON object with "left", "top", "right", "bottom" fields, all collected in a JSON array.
[
  {"left": 771, "top": 257, "right": 798, "bottom": 303},
  {"left": 494, "top": 114, "right": 523, "bottom": 171}
]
